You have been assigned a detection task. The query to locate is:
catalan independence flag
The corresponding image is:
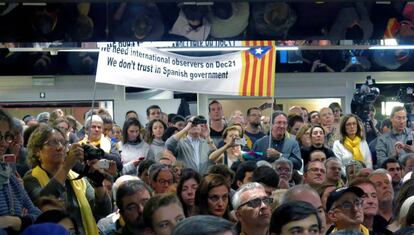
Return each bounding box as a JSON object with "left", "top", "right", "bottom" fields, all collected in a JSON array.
[{"left": 239, "top": 41, "right": 276, "bottom": 97}]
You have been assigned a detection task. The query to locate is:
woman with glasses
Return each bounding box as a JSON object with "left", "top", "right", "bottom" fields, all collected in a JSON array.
[
  {"left": 177, "top": 169, "right": 201, "bottom": 217},
  {"left": 195, "top": 174, "right": 231, "bottom": 220},
  {"left": 121, "top": 118, "right": 154, "bottom": 175},
  {"left": 149, "top": 163, "right": 175, "bottom": 194},
  {"left": 0, "top": 109, "right": 41, "bottom": 234},
  {"left": 23, "top": 123, "right": 112, "bottom": 235},
  {"left": 145, "top": 119, "right": 167, "bottom": 161},
  {"left": 333, "top": 114, "right": 372, "bottom": 173}
]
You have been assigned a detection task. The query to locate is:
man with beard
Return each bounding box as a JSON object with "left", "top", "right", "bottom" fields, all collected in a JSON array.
[
  {"left": 326, "top": 186, "right": 368, "bottom": 234},
  {"left": 273, "top": 158, "right": 294, "bottom": 188},
  {"left": 381, "top": 158, "right": 403, "bottom": 197},
  {"left": 244, "top": 107, "right": 265, "bottom": 151},
  {"left": 114, "top": 180, "right": 152, "bottom": 235},
  {"left": 369, "top": 170, "right": 394, "bottom": 227}
]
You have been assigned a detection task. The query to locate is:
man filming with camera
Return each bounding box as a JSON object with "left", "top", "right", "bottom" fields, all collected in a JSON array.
[
  {"left": 376, "top": 106, "right": 414, "bottom": 166},
  {"left": 166, "top": 116, "right": 216, "bottom": 174}
]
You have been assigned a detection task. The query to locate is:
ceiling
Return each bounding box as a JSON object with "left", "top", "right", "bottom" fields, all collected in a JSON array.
[{"left": 0, "top": 1, "right": 414, "bottom": 75}]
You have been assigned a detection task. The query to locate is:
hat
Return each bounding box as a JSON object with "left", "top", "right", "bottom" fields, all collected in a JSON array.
[
  {"left": 326, "top": 186, "right": 364, "bottom": 211},
  {"left": 22, "top": 223, "right": 69, "bottom": 235}
]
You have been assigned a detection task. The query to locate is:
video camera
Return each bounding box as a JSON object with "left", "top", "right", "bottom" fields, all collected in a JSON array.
[{"left": 351, "top": 76, "right": 380, "bottom": 123}]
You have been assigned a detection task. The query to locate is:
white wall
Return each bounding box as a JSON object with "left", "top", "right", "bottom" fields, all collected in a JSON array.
[{"left": 1, "top": 72, "right": 413, "bottom": 123}]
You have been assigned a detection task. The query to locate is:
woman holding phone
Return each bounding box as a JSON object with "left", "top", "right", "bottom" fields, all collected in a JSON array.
[{"left": 0, "top": 109, "right": 41, "bottom": 234}]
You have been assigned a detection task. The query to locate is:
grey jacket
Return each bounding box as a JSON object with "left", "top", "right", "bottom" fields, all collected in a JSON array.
[
  {"left": 253, "top": 134, "right": 302, "bottom": 170},
  {"left": 166, "top": 135, "right": 213, "bottom": 174},
  {"left": 376, "top": 128, "right": 414, "bottom": 166}
]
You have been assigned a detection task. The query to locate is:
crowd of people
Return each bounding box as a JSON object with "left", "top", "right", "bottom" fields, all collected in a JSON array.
[{"left": 0, "top": 100, "right": 414, "bottom": 235}]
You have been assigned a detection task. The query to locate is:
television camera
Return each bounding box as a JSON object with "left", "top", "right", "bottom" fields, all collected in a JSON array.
[{"left": 351, "top": 76, "right": 380, "bottom": 123}]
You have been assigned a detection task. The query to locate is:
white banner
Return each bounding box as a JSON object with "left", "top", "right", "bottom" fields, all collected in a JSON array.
[{"left": 96, "top": 42, "right": 275, "bottom": 97}]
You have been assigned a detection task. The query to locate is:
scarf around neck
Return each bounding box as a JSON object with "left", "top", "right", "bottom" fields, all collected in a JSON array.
[
  {"left": 343, "top": 136, "right": 363, "bottom": 162},
  {"left": 32, "top": 166, "right": 99, "bottom": 235}
]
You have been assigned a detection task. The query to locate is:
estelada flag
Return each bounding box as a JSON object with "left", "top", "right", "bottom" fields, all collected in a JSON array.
[
  {"left": 96, "top": 41, "right": 276, "bottom": 97},
  {"left": 239, "top": 41, "right": 276, "bottom": 97}
]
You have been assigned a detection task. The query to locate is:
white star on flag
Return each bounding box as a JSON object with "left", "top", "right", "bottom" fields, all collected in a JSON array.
[{"left": 255, "top": 48, "right": 264, "bottom": 55}]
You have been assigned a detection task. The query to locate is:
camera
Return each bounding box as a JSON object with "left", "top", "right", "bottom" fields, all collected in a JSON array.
[
  {"left": 407, "top": 140, "right": 413, "bottom": 145},
  {"left": 192, "top": 116, "right": 207, "bottom": 125},
  {"left": 82, "top": 144, "right": 105, "bottom": 161},
  {"left": 351, "top": 76, "right": 380, "bottom": 122}
]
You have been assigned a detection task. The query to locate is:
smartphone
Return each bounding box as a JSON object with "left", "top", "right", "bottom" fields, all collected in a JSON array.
[
  {"left": 407, "top": 140, "right": 413, "bottom": 145},
  {"left": 2, "top": 154, "right": 16, "bottom": 171},
  {"left": 138, "top": 157, "right": 145, "bottom": 161},
  {"left": 2, "top": 154, "right": 16, "bottom": 164}
]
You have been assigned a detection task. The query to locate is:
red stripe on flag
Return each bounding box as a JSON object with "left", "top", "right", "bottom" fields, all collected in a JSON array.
[
  {"left": 258, "top": 41, "right": 265, "bottom": 97},
  {"left": 267, "top": 47, "right": 274, "bottom": 97},
  {"left": 242, "top": 50, "right": 250, "bottom": 96},
  {"left": 250, "top": 41, "right": 258, "bottom": 96}
]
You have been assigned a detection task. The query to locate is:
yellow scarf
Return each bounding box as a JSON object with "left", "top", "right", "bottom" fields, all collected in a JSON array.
[
  {"left": 343, "top": 136, "right": 364, "bottom": 162},
  {"left": 331, "top": 224, "right": 370, "bottom": 235},
  {"left": 80, "top": 134, "right": 112, "bottom": 153},
  {"left": 32, "top": 166, "right": 99, "bottom": 235}
]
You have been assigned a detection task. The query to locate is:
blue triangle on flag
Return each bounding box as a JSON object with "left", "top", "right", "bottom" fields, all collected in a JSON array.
[{"left": 248, "top": 46, "right": 272, "bottom": 59}]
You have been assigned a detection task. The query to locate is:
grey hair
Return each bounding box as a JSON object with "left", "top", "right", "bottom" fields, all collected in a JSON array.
[
  {"left": 84, "top": 115, "right": 103, "bottom": 129},
  {"left": 280, "top": 184, "right": 318, "bottom": 204},
  {"left": 232, "top": 182, "right": 265, "bottom": 209},
  {"left": 369, "top": 168, "right": 392, "bottom": 181},
  {"left": 257, "top": 160, "right": 272, "bottom": 168},
  {"left": 324, "top": 157, "right": 342, "bottom": 168},
  {"left": 273, "top": 158, "right": 293, "bottom": 173}
]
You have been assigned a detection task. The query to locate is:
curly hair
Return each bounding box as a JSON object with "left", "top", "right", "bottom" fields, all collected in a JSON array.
[{"left": 27, "top": 123, "right": 64, "bottom": 167}]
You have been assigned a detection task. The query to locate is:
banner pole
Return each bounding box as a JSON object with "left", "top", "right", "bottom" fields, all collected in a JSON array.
[{"left": 268, "top": 97, "right": 274, "bottom": 149}]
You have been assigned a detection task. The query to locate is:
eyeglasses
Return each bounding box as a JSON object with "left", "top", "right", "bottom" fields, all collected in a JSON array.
[
  {"left": 208, "top": 194, "right": 229, "bottom": 202},
  {"left": 0, "top": 132, "right": 13, "bottom": 143},
  {"left": 332, "top": 199, "right": 363, "bottom": 211},
  {"left": 237, "top": 197, "right": 273, "bottom": 209},
  {"left": 308, "top": 168, "right": 326, "bottom": 174},
  {"left": 44, "top": 139, "right": 67, "bottom": 148},
  {"left": 276, "top": 167, "right": 291, "bottom": 173},
  {"left": 157, "top": 179, "right": 173, "bottom": 185}
]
